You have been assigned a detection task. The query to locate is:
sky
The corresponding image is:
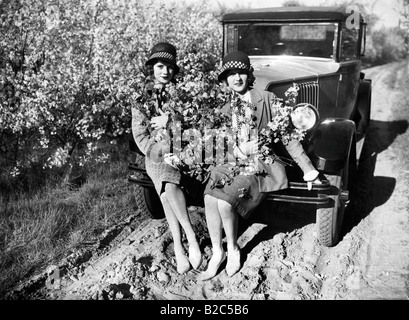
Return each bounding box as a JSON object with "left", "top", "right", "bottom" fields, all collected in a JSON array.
[{"left": 206, "top": 0, "right": 404, "bottom": 28}]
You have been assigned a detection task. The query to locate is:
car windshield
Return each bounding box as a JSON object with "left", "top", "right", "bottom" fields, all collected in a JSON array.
[{"left": 224, "top": 23, "right": 337, "bottom": 58}]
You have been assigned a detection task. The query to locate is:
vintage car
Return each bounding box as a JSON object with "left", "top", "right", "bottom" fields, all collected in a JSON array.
[{"left": 128, "top": 6, "right": 372, "bottom": 247}]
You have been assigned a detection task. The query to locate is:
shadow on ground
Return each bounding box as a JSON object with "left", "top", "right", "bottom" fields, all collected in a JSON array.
[
  {"left": 342, "top": 119, "right": 408, "bottom": 237},
  {"left": 232, "top": 119, "right": 408, "bottom": 252}
]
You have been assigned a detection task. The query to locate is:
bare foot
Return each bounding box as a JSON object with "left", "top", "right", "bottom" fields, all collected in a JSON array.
[
  {"left": 198, "top": 249, "right": 226, "bottom": 281},
  {"left": 188, "top": 242, "right": 202, "bottom": 270},
  {"left": 175, "top": 251, "right": 191, "bottom": 274},
  {"left": 226, "top": 248, "right": 241, "bottom": 277}
]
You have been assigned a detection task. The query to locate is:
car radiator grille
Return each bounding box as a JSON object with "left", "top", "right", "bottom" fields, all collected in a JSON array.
[{"left": 297, "top": 81, "right": 319, "bottom": 108}]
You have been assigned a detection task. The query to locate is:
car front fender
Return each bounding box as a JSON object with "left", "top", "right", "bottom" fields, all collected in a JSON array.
[{"left": 309, "top": 118, "right": 356, "bottom": 173}]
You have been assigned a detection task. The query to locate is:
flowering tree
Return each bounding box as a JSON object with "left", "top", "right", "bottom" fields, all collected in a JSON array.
[{"left": 0, "top": 0, "right": 222, "bottom": 191}]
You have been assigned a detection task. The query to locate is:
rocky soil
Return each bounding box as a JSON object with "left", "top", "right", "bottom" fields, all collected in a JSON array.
[{"left": 5, "top": 60, "right": 409, "bottom": 301}]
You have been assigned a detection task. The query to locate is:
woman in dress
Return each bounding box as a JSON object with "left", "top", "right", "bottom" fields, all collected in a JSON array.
[
  {"left": 131, "top": 42, "right": 202, "bottom": 274},
  {"left": 199, "top": 51, "right": 321, "bottom": 280}
]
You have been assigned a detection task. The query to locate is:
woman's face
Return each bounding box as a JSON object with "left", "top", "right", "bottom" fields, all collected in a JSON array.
[
  {"left": 153, "top": 61, "right": 175, "bottom": 85},
  {"left": 226, "top": 69, "right": 249, "bottom": 95}
]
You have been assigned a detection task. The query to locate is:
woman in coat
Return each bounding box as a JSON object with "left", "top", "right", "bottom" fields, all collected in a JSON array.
[
  {"left": 199, "top": 51, "right": 321, "bottom": 280},
  {"left": 131, "top": 42, "right": 202, "bottom": 274}
]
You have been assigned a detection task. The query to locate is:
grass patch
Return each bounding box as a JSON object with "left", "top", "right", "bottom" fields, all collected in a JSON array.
[{"left": 0, "top": 159, "right": 137, "bottom": 297}]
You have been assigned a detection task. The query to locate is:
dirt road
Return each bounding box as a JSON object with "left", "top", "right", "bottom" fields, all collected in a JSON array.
[{"left": 7, "top": 60, "right": 409, "bottom": 300}]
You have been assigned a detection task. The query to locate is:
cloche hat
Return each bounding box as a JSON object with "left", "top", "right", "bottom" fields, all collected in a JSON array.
[
  {"left": 218, "top": 51, "right": 251, "bottom": 82},
  {"left": 145, "top": 42, "right": 179, "bottom": 75}
]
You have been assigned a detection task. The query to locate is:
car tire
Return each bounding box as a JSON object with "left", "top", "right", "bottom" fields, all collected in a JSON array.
[
  {"left": 316, "top": 174, "right": 345, "bottom": 247},
  {"left": 132, "top": 154, "right": 165, "bottom": 219},
  {"left": 143, "top": 186, "right": 165, "bottom": 219},
  {"left": 316, "top": 139, "right": 356, "bottom": 247}
]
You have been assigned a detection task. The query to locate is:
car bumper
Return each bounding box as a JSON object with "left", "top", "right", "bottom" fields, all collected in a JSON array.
[{"left": 127, "top": 163, "right": 347, "bottom": 206}]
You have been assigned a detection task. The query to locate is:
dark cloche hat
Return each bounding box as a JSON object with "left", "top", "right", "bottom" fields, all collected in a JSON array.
[
  {"left": 218, "top": 51, "right": 251, "bottom": 82},
  {"left": 145, "top": 42, "right": 179, "bottom": 74}
]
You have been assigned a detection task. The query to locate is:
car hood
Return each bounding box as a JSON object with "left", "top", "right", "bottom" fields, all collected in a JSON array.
[{"left": 250, "top": 56, "right": 340, "bottom": 89}]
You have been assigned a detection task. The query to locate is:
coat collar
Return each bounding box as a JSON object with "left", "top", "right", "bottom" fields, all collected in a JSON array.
[{"left": 249, "top": 87, "right": 263, "bottom": 104}]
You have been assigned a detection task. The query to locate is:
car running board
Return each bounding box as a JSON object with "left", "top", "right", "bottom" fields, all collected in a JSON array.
[{"left": 128, "top": 163, "right": 348, "bottom": 206}]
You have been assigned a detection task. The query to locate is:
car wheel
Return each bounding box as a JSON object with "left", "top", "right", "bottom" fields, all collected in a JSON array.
[
  {"left": 316, "top": 140, "right": 356, "bottom": 247},
  {"left": 316, "top": 174, "right": 345, "bottom": 247},
  {"left": 143, "top": 186, "right": 165, "bottom": 219},
  {"left": 132, "top": 154, "right": 165, "bottom": 219}
]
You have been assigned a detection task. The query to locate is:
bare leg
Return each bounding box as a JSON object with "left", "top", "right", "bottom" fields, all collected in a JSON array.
[
  {"left": 218, "top": 200, "right": 241, "bottom": 277},
  {"left": 160, "top": 192, "right": 190, "bottom": 274},
  {"left": 164, "top": 183, "right": 202, "bottom": 269},
  {"left": 198, "top": 195, "right": 226, "bottom": 281}
]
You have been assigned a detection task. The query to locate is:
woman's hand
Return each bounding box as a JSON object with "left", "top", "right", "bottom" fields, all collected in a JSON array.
[
  {"left": 151, "top": 109, "right": 169, "bottom": 129},
  {"left": 303, "top": 169, "right": 322, "bottom": 190}
]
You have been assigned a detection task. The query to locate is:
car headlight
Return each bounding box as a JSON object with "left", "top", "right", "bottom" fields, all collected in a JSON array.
[{"left": 290, "top": 103, "right": 319, "bottom": 131}]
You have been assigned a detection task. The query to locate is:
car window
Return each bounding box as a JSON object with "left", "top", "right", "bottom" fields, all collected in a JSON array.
[
  {"left": 225, "top": 23, "right": 336, "bottom": 58},
  {"left": 341, "top": 26, "right": 358, "bottom": 60},
  {"left": 281, "top": 25, "right": 327, "bottom": 40}
]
